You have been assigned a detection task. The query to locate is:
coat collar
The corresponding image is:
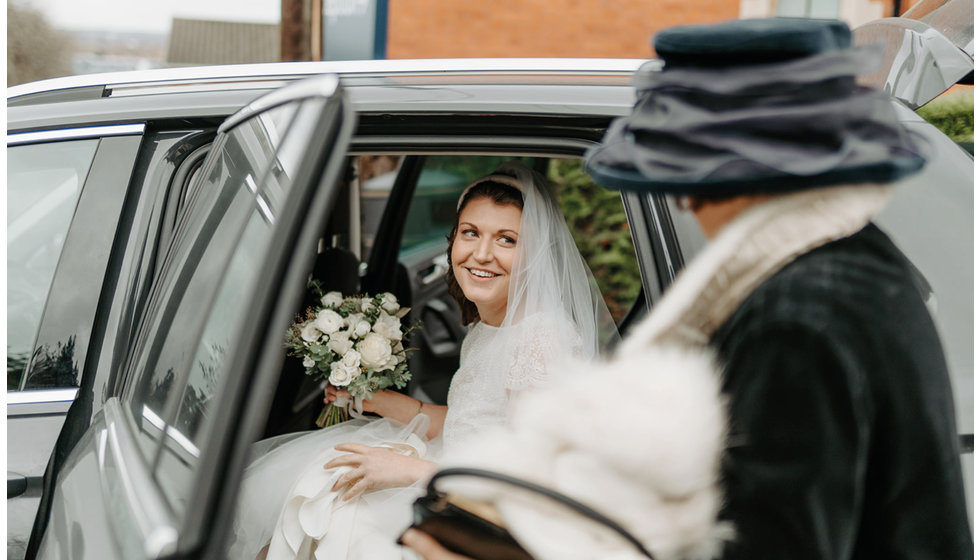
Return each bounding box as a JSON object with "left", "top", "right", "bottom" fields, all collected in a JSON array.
[{"left": 618, "top": 183, "right": 892, "bottom": 355}]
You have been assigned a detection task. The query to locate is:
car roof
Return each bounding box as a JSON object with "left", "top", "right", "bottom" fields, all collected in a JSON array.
[{"left": 7, "top": 59, "right": 646, "bottom": 133}]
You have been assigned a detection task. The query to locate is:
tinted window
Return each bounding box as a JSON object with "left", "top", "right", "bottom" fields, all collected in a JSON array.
[
  {"left": 123, "top": 103, "right": 301, "bottom": 461},
  {"left": 120, "top": 100, "right": 315, "bottom": 517},
  {"left": 7, "top": 140, "right": 97, "bottom": 390}
]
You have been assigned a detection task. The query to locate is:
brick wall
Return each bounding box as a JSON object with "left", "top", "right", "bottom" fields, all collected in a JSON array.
[{"left": 386, "top": 0, "right": 740, "bottom": 59}]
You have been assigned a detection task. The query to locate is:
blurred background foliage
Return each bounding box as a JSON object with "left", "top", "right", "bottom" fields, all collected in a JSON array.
[
  {"left": 7, "top": 1, "right": 72, "bottom": 86},
  {"left": 915, "top": 92, "right": 974, "bottom": 149},
  {"left": 547, "top": 158, "right": 642, "bottom": 322}
]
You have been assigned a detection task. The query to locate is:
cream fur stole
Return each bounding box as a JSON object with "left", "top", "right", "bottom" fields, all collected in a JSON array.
[{"left": 440, "top": 184, "right": 891, "bottom": 560}]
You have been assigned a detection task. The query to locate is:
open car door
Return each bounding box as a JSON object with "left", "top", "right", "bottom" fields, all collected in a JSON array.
[{"left": 33, "top": 74, "right": 357, "bottom": 559}]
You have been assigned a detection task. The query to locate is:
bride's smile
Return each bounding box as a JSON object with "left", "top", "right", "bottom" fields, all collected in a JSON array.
[{"left": 451, "top": 196, "right": 522, "bottom": 326}]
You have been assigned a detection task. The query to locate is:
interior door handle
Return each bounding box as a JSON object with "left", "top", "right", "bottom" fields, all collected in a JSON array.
[{"left": 420, "top": 257, "right": 450, "bottom": 286}]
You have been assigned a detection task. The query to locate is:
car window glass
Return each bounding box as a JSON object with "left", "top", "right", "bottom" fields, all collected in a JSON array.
[
  {"left": 7, "top": 140, "right": 97, "bottom": 391},
  {"left": 125, "top": 103, "right": 300, "bottom": 458},
  {"left": 158, "top": 207, "right": 272, "bottom": 506}
]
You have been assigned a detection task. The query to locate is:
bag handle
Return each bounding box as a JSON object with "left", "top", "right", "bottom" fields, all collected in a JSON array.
[{"left": 427, "top": 467, "right": 655, "bottom": 559}]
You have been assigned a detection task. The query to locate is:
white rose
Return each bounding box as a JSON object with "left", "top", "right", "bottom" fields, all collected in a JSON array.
[
  {"left": 361, "top": 298, "right": 374, "bottom": 312},
  {"left": 357, "top": 332, "right": 393, "bottom": 370},
  {"left": 380, "top": 292, "right": 400, "bottom": 314},
  {"left": 302, "top": 356, "right": 315, "bottom": 368},
  {"left": 314, "top": 309, "right": 344, "bottom": 334},
  {"left": 345, "top": 312, "right": 365, "bottom": 327},
  {"left": 341, "top": 349, "right": 361, "bottom": 370},
  {"left": 372, "top": 311, "right": 403, "bottom": 341},
  {"left": 383, "top": 355, "right": 399, "bottom": 370},
  {"left": 353, "top": 320, "right": 371, "bottom": 338},
  {"left": 300, "top": 323, "right": 321, "bottom": 342},
  {"left": 320, "top": 291, "right": 344, "bottom": 308},
  {"left": 328, "top": 361, "right": 358, "bottom": 386},
  {"left": 327, "top": 332, "right": 354, "bottom": 357}
]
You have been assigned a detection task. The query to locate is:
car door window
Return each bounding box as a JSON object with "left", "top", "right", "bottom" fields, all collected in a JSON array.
[
  {"left": 123, "top": 103, "right": 303, "bottom": 462},
  {"left": 7, "top": 140, "right": 97, "bottom": 391}
]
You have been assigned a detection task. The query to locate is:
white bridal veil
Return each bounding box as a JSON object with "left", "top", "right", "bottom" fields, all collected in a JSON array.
[{"left": 464, "top": 161, "right": 619, "bottom": 371}]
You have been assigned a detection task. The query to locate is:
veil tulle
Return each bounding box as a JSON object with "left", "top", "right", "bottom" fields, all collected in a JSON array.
[{"left": 468, "top": 161, "right": 618, "bottom": 372}]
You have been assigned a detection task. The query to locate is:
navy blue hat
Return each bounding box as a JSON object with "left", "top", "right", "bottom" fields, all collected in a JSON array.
[{"left": 585, "top": 18, "right": 927, "bottom": 197}]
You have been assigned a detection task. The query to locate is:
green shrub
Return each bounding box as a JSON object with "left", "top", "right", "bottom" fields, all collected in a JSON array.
[
  {"left": 547, "top": 158, "right": 642, "bottom": 322},
  {"left": 915, "top": 93, "right": 974, "bottom": 143}
]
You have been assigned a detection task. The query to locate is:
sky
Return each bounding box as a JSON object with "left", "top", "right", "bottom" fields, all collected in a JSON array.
[{"left": 22, "top": 0, "right": 281, "bottom": 34}]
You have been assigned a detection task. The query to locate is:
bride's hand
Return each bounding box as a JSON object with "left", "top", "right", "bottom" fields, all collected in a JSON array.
[
  {"left": 323, "top": 386, "right": 384, "bottom": 414},
  {"left": 323, "top": 385, "right": 351, "bottom": 405},
  {"left": 325, "top": 443, "right": 437, "bottom": 501}
]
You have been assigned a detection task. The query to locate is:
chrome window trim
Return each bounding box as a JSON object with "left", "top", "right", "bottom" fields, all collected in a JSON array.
[
  {"left": 6, "top": 388, "right": 79, "bottom": 405},
  {"left": 7, "top": 123, "right": 146, "bottom": 146}
]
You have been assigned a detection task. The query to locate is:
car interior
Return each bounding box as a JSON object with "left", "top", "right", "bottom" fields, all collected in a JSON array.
[{"left": 259, "top": 152, "right": 646, "bottom": 440}]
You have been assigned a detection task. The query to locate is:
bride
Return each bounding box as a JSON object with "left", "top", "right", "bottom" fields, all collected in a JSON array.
[{"left": 228, "top": 161, "right": 616, "bottom": 559}]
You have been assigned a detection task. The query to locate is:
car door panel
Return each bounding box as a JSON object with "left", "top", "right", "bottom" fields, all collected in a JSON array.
[
  {"left": 32, "top": 76, "right": 356, "bottom": 559},
  {"left": 398, "top": 243, "right": 466, "bottom": 404}
]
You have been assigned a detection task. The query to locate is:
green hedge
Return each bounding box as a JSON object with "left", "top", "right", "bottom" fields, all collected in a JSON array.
[
  {"left": 915, "top": 94, "right": 974, "bottom": 143},
  {"left": 547, "top": 159, "right": 642, "bottom": 322}
]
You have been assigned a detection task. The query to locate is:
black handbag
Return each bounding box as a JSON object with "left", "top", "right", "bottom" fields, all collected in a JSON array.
[{"left": 399, "top": 467, "right": 655, "bottom": 560}]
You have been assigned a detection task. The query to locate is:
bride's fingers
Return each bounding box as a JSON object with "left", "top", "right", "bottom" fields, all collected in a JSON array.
[
  {"left": 323, "top": 454, "right": 361, "bottom": 470},
  {"left": 334, "top": 442, "right": 372, "bottom": 454},
  {"left": 331, "top": 468, "right": 363, "bottom": 492},
  {"left": 342, "top": 477, "right": 370, "bottom": 501}
]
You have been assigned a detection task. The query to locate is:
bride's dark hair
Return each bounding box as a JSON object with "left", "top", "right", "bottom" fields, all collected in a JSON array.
[{"left": 445, "top": 180, "right": 524, "bottom": 325}]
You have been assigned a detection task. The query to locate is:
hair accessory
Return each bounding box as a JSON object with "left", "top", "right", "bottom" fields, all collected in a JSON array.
[
  {"left": 585, "top": 18, "right": 927, "bottom": 197},
  {"left": 457, "top": 173, "right": 527, "bottom": 209}
]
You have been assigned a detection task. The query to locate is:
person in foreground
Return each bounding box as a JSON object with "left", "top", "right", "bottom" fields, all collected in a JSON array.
[
  {"left": 406, "top": 18, "right": 971, "bottom": 560},
  {"left": 227, "top": 161, "right": 616, "bottom": 559}
]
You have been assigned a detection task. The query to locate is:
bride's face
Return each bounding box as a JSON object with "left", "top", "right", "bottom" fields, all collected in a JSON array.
[{"left": 451, "top": 197, "right": 522, "bottom": 327}]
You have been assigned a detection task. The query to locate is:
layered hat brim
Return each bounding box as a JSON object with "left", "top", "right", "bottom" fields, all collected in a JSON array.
[{"left": 586, "top": 18, "right": 928, "bottom": 196}]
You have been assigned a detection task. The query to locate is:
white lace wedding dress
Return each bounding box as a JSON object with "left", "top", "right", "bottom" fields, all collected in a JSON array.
[{"left": 228, "top": 315, "right": 580, "bottom": 559}]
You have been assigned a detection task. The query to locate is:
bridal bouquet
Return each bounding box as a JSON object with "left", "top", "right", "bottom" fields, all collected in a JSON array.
[{"left": 285, "top": 283, "right": 414, "bottom": 428}]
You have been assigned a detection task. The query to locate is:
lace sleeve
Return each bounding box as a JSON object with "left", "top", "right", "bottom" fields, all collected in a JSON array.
[{"left": 504, "top": 313, "right": 584, "bottom": 393}]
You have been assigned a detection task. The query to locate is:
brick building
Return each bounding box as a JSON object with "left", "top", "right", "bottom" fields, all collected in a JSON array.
[{"left": 385, "top": 0, "right": 916, "bottom": 59}]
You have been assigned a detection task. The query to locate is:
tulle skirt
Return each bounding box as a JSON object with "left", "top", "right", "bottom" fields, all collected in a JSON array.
[{"left": 228, "top": 413, "right": 439, "bottom": 560}]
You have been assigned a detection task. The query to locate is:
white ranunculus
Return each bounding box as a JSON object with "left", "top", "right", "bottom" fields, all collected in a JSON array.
[
  {"left": 328, "top": 332, "right": 354, "bottom": 357},
  {"left": 314, "top": 309, "right": 344, "bottom": 335},
  {"left": 320, "top": 291, "right": 344, "bottom": 308},
  {"left": 383, "top": 355, "right": 399, "bottom": 370},
  {"left": 372, "top": 311, "right": 403, "bottom": 341},
  {"left": 353, "top": 320, "right": 371, "bottom": 338},
  {"left": 361, "top": 298, "right": 374, "bottom": 312},
  {"left": 300, "top": 323, "right": 321, "bottom": 342},
  {"left": 328, "top": 361, "right": 358, "bottom": 386},
  {"left": 302, "top": 356, "right": 315, "bottom": 368},
  {"left": 341, "top": 349, "right": 361, "bottom": 370},
  {"left": 345, "top": 312, "right": 365, "bottom": 327},
  {"left": 357, "top": 332, "right": 393, "bottom": 370},
  {"left": 380, "top": 292, "right": 400, "bottom": 314}
]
